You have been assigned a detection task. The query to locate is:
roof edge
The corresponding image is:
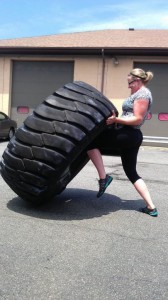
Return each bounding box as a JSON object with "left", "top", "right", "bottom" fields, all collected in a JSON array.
[{"left": 0, "top": 47, "right": 168, "bottom": 56}]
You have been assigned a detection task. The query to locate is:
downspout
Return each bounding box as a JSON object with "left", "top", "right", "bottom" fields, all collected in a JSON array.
[{"left": 101, "top": 48, "right": 105, "bottom": 94}]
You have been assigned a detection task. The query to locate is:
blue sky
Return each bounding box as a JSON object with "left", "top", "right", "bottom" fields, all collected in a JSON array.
[{"left": 0, "top": 0, "right": 168, "bottom": 40}]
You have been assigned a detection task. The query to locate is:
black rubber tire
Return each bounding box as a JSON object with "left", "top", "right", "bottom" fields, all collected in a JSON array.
[{"left": 0, "top": 81, "right": 118, "bottom": 204}]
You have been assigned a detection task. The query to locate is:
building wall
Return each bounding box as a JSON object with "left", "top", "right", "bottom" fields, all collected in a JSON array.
[
  {"left": 0, "top": 55, "right": 168, "bottom": 147},
  {"left": 74, "top": 56, "right": 103, "bottom": 89},
  {"left": 0, "top": 54, "right": 155, "bottom": 116},
  {"left": 0, "top": 55, "right": 132, "bottom": 117},
  {"left": 1, "top": 54, "right": 168, "bottom": 145}
]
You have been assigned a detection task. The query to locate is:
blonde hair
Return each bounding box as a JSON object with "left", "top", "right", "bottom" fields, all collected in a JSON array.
[{"left": 130, "top": 68, "right": 153, "bottom": 84}]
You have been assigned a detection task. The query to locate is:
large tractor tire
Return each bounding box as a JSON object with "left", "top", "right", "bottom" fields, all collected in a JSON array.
[{"left": 0, "top": 81, "right": 118, "bottom": 204}]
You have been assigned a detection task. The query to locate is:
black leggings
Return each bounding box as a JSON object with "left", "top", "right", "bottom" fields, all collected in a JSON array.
[{"left": 88, "top": 126, "right": 143, "bottom": 184}]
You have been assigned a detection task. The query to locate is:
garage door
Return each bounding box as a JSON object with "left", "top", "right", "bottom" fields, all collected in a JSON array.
[
  {"left": 11, "top": 61, "right": 74, "bottom": 127},
  {"left": 134, "top": 62, "right": 168, "bottom": 146}
]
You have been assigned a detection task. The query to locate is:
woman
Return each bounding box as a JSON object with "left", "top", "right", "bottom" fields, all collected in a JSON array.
[{"left": 87, "top": 68, "right": 158, "bottom": 217}]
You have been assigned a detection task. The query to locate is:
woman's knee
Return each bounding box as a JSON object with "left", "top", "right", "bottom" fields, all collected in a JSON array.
[{"left": 125, "top": 171, "right": 141, "bottom": 184}]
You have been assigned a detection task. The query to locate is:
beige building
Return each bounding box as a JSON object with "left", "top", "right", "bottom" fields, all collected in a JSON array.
[{"left": 0, "top": 29, "right": 168, "bottom": 146}]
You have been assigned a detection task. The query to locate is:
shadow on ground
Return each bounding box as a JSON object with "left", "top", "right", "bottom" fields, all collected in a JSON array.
[{"left": 7, "top": 188, "right": 143, "bottom": 221}]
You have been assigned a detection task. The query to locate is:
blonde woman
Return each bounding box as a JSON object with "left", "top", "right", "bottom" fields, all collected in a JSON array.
[{"left": 88, "top": 68, "right": 158, "bottom": 217}]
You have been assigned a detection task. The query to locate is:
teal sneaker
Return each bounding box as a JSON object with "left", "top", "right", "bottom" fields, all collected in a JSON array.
[
  {"left": 97, "top": 175, "right": 113, "bottom": 198},
  {"left": 139, "top": 207, "right": 158, "bottom": 217}
]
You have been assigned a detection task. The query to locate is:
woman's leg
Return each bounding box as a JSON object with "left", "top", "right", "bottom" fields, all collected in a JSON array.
[
  {"left": 118, "top": 128, "right": 157, "bottom": 212},
  {"left": 133, "top": 179, "right": 155, "bottom": 209},
  {"left": 87, "top": 148, "right": 113, "bottom": 197},
  {"left": 86, "top": 129, "right": 111, "bottom": 180},
  {"left": 121, "top": 147, "right": 156, "bottom": 210},
  {"left": 87, "top": 148, "right": 106, "bottom": 179}
]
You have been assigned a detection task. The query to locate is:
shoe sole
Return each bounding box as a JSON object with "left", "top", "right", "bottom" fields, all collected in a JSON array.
[{"left": 149, "top": 213, "right": 158, "bottom": 217}]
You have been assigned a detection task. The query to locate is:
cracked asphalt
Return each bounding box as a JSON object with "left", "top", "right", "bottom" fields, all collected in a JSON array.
[{"left": 0, "top": 140, "right": 168, "bottom": 300}]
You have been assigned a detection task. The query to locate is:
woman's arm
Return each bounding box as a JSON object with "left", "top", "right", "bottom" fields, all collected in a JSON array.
[{"left": 106, "top": 98, "right": 149, "bottom": 126}]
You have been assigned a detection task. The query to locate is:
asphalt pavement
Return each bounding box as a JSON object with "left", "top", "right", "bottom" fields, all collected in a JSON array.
[{"left": 0, "top": 140, "right": 168, "bottom": 300}]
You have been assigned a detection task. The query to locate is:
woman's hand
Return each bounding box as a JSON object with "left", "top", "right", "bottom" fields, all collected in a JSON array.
[{"left": 106, "top": 110, "right": 116, "bottom": 125}]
